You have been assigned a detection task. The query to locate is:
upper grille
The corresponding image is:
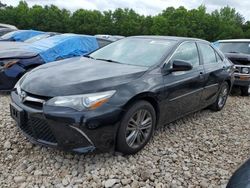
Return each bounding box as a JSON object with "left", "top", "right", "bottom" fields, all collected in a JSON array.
[
  {"left": 19, "top": 117, "right": 57, "bottom": 144},
  {"left": 16, "top": 90, "right": 50, "bottom": 110}
]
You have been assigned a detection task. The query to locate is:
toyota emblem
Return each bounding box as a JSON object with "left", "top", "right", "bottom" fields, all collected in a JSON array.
[{"left": 20, "top": 91, "right": 27, "bottom": 102}]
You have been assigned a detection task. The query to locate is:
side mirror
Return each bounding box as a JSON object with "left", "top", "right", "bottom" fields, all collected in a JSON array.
[{"left": 165, "top": 60, "right": 193, "bottom": 73}]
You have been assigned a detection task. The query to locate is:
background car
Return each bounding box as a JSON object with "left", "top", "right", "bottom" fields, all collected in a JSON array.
[
  {"left": 213, "top": 39, "right": 250, "bottom": 96},
  {"left": 227, "top": 158, "right": 250, "bottom": 188},
  {"left": 10, "top": 36, "right": 234, "bottom": 155},
  {"left": 0, "top": 30, "right": 45, "bottom": 42},
  {"left": 0, "top": 32, "right": 58, "bottom": 59},
  {"left": 0, "top": 34, "right": 99, "bottom": 90},
  {"left": 0, "top": 23, "right": 18, "bottom": 37}
]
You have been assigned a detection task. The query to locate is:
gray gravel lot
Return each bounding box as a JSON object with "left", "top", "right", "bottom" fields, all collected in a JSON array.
[{"left": 0, "top": 94, "right": 249, "bottom": 188}]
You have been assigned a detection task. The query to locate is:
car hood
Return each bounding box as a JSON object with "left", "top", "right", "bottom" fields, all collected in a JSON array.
[
  {"left": 0, "top": 42, "right": 38, "bottom": 59},
  {"left": 21, "top": 57, "right": 148, "bottom": 96},
  {"left": 225, "top": 53, "right": 250, "bottom": 65}
]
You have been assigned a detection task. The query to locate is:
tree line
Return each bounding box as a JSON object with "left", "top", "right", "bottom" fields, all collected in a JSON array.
[{"left": 0, "top": 1, "right": 250, "bottom": 41}]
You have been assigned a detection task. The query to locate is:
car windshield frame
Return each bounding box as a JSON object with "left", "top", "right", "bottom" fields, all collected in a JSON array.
[
  {"left": 218, "top": 42, "right": 250, "bottom": 55},
  {"left": 89, "top": 37, "right": 178, "bottom": 67}
]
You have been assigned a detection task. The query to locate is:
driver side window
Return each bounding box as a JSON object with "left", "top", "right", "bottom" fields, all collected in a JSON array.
[{"left": 171, "top": 42, "right": 200, "bottom": 67}]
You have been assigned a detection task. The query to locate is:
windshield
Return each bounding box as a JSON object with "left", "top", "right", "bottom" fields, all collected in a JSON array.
[
  {"left": 89, "top": 38, "right": 177, "bottom": 67},
  {"left": 25, "top": 33, "right": 51, "bottom": 43},
  {"left": 219, "top": 42, "right": 250, "bottom": 54}
]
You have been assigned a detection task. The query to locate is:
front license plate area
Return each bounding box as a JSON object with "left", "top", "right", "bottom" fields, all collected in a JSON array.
[{"left": 10, "top": 103, "right": 25, "bottom": 126}]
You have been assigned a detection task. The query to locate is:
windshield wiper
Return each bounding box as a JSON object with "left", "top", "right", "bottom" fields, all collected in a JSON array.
[{"left": 95, "top": 58, "right": 122, "bottom": 64}]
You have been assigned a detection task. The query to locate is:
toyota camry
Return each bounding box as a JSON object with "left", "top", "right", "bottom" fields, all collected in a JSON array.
[{"left": 10, "top": 36, "right": 234, "bottom": 155}]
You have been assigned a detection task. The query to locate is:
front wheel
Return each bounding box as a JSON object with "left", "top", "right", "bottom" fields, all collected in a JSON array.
[
  {"left": 210, "top": 82, "right": 229, "bottom": 111},
  {"left": 116, "top": 101, "right": 156, "bottom": 155},
  {"left": 241, "top": 85, "right": 250, "bottom": 96}
]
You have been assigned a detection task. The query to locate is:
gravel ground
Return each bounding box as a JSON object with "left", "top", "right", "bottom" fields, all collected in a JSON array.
[{"left": 0, "top": 93, "right": 249, "bottom": 188}]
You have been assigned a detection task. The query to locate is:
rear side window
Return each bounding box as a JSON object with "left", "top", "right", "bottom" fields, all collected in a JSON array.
[
  {"left": 199, "top": 43, "right": 217, "bottom": 64},
  {"left": 171, "top": 42, "right": 200, "bottom": 67}
]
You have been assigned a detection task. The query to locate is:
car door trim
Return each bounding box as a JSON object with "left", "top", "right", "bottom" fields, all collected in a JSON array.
[
  {"left": 169, "top": 88, "right": 203, "bottom": 102},
  {"left": 204, "top": 83, "right": 219, "bottom": 89}
]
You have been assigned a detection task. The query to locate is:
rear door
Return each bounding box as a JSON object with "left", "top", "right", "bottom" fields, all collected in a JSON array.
[
  {"left": 162, "top": 41, "right": 205, "bottom": 123},
  {"left": 197, "top": 42, "right": 226, "bottom": 107}
]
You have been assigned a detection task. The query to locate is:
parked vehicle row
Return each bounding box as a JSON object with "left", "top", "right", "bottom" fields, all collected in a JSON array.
[
  {"left": 0, "top": 31, "right": 120, "bottom": 91},
  {"left": 0, "top": 24, "right": 246, "bottom": 156},
  {"left": 0, "top": 24, "right": 247, "bottom": 187}
]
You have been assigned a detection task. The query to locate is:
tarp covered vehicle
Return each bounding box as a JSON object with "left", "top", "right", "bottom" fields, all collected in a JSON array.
[
  {"left": 0, "top": 32, "right": 57, "bottom": 51},
  {"left": 0, "top": 34, "right": 99, "bottom": 90},
  {"left": 0, "top": 30, "right": 45, "bottom": 42}
]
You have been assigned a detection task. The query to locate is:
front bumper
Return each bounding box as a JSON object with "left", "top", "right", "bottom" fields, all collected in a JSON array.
[
  {"left": 10, "top": 91, "right": 123, "bottom": 153},
  {"left": 234, "top": 73, "right": 250, "bottom": 87}
]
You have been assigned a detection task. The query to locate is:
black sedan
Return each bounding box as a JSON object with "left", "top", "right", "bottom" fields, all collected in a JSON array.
[{"left": 10, "top": 36, "right": 234, "bottom": 154}]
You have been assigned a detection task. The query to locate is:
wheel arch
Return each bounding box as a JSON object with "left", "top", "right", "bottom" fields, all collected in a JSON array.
[
  {"left": 224, "top": 78, "right": 232, "bottom": 91},
  {"left": 121, "top": 92, "right": 161, "bottom": 129}
]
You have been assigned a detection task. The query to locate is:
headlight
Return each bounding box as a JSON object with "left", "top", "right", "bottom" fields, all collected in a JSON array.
[
  {"left": 46, "top": 90, "right": 116, "bottom": 111},
  {"left": 242, "top": 67, "right": 249, "bottom": 74},
  {"left": 0, "top": 59, "right": 19, "bottom": 69}
]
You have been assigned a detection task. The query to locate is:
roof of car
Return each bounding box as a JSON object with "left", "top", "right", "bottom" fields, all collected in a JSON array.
[
  {"left": 130, "top": 35, "right": 208, "bottom": 42},
  {"left": 218, "top": 39, "right": 250, "bottom": 43},
  {"left": 0, "top": 23, "right": 17, "bottom": 29}
]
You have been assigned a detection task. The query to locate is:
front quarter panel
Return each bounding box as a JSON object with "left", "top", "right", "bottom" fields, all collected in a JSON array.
[{"left": 106, "top": 68, "right": 165, "bottom": 123}]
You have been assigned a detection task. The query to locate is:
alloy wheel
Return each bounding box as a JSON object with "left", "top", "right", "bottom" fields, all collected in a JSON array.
[
  {"left": 218, "top": 84, "right": 229, "bottom": 108},
  {"left": 125, "top": 109, "right": 153, "bottom": 149}
]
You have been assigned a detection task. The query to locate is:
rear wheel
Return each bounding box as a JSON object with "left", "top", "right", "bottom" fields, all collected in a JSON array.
[
  {"left": 116, "top": 101, "right": 156, "bottom": 155},
  {"left": 210, "top": 82, "right": 229, "bottom": 111},
  {"left": 241, "top": 86, "right": 250, "bottom": 96}
]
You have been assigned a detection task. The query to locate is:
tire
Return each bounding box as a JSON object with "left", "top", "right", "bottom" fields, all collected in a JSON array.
[
  {"left": 241, "top": 86, "right": 250, "bottom": 96},
  {"left": 116, "top": 101, "right": 156, "bottom": 155},
  {"left": 210, "top": 82, "right": 230, "bottom": 111}
]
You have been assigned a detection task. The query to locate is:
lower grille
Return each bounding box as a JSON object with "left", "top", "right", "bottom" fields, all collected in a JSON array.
[{"left": 20, "top": 117, "right": 57, "bottom": 144}]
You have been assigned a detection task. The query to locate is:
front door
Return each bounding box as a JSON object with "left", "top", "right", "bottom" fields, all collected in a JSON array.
[{"left": 161, "top": 41, "right": 205, "bottom": 124}]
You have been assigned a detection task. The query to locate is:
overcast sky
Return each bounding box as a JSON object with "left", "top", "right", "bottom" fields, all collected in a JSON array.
[{"left": 2, "top": 0, "right": 250, "bottom": 21}]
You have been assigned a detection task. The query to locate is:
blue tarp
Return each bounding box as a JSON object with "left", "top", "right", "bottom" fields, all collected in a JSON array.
[
  {"left": 25, "top": 34, "right": 99, "bottom": 63},
  {"left": 2, "top": 30, "right": 45, "bottom": 42}
]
